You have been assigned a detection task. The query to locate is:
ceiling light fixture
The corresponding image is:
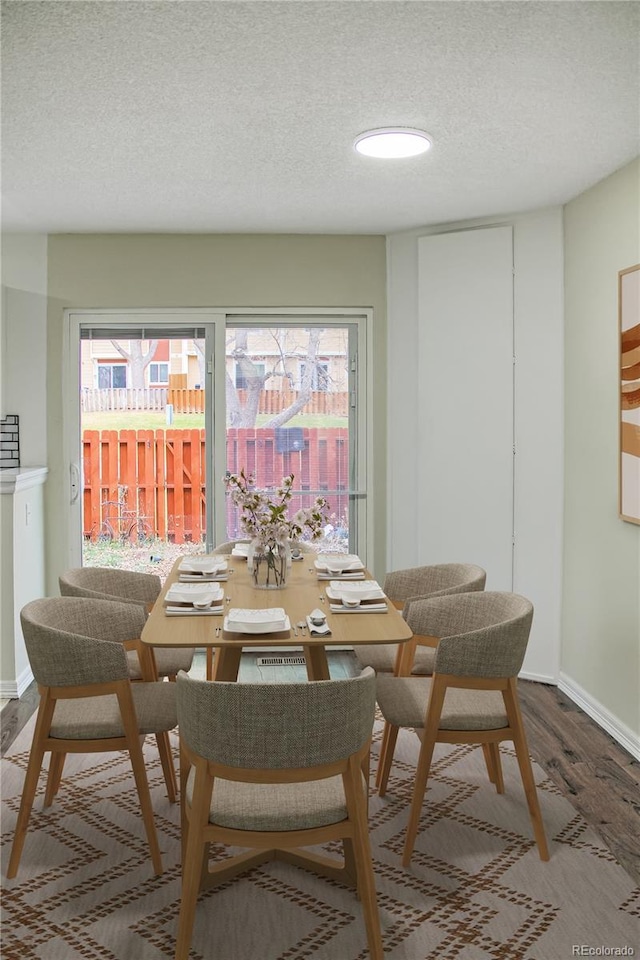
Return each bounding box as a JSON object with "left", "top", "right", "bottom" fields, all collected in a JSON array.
[{"left": 354, "top": 127, "right": 432, "bottom": 159}]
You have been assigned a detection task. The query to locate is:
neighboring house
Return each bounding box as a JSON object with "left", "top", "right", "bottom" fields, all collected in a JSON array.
[{"left": 80, "top": 330, "right": 348, "bottom": 395}]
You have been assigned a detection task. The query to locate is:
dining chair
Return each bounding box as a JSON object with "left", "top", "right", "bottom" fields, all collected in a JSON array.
[
  {"left": 8, "top": 597, "right": 178, "bottom": 879},
  {"left": 210, "top": 539, "right": 248, "bottom": 554},
  {"left": 374, "top": 591, "right": 549, "bottom": 867},
  {"left": 59, "top": 566, "right": 194, "bottom": 680},
  {"left": 174, "top": 667, "right": 383, "bottom": 960},
  {"left": 354, "top": 562, "right": 486, "bottom": 676}
]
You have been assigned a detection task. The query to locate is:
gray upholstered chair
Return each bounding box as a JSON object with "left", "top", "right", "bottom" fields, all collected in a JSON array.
[
  {"left": 354, "top": 562, "right": 486, "bottom": 676},
  {"left": 8, "top": 597, "right": 178, "bottom": 879},
  {"left": 59, "top": 567, "right": 194, "bottom": 680},
  {"left": 210, "top": 539, "right": 248, "bottom": 554},
  {"left": 174, "top": 667, "right": 383, "bottom": 960},
  {"left": 375, "top": 591, "right": 549, "bottom": 867}
]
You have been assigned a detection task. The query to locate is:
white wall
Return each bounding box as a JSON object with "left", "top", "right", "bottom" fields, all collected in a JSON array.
[
  {"left": 0, "top": 233, "right": 48, "bottom": 465},
  {"left": 0, "top": 233, "right": 48, "bottom": 694},
  {"left": 562, "top": 158, "right": 640, "bottom": 752},
  {"left": 387, "top": 208, "right": 565, "bottom": 684}
]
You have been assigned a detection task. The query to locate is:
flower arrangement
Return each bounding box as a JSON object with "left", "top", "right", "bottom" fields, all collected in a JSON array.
[{"left": 224, "top": 470, "right": 329, "bottom": 586}]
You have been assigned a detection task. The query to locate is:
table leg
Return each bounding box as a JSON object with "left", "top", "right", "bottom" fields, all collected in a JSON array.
[
  {"left": 211, "top": 647, "right": 242, "bottom": 682},
  {"left": 303, "top": 645, "right": 330, "bottom": 681},
  {"left": 135, "top": 640, "right": 159, "bottom": 681}
]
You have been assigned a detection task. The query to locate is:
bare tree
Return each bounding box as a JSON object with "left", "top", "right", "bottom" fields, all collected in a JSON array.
[
  {"left": 224, "top": 328, "right": 324, "bottom": 428},
  {"left": 264, "top": 328, "right": 321, "bottom": 427},
  {"left": 111, "top": 340, "right": 159, "bottom": 389}
]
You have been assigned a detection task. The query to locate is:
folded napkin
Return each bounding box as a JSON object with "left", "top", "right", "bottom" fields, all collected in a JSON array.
[
  {"left": 178, "top": 573, "right": 229, "bottom": 582},
  {"left": 329, "top": 602, "right": 388, "bottom": 614},
  {"left": 179, "top": 558, "right": 227, "bottom": 573},
  {"left": 317, "top": 571, "right": 365, "bottom": 580},
  {"left": 165, "top": 604, "right": 224, "bottom": 617},
  {"left": 306, "top": 615, "right": 332, "bottom": 636}
]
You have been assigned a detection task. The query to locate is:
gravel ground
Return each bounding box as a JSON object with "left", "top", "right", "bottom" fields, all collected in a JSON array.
[{"left": 83, "top": 539, "right": 205, "bottom": 583}]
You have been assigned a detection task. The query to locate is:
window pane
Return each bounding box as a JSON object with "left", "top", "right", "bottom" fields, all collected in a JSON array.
[
  {"left": 225, "top": 326, "right": 351, "bottom": 553},
  {"left": 112, "top": 365, "right": 127, "bottom": 388}
]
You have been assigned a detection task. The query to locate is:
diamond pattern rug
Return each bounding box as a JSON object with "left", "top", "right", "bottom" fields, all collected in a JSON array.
[{"left": 2, "top": 715, "right": 638, "bottom": 959}]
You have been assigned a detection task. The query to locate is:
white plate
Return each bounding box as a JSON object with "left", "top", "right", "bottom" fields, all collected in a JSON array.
[
  {"left": 231, "top": 543, "right": 251, "bottom": 558},
  {"left": 329, "top": 603, "right": 388, "bottom": 614},
  {"left": 316, "top": 571, "right": 365, "bottom": 580},
  {"left": 315, "top": 554, "right": 364, "bottom": 574},
  {"left": 164, "top": 583, "right": 224, "bottom": 606},
  {"left": 165, "top": 604, "right": 224, "bottom": 617},
  {"left": 178, "top": 573, "right": 228, "bottom": 582},
  {"left": 225, "top": 607, "right": 289, "bottom": 634},
  {"left": 326, "top": 580, "right": 385, "bottom": 603},
  {"left": 178, "top": 557, "right": 227, "bottom": 574}
]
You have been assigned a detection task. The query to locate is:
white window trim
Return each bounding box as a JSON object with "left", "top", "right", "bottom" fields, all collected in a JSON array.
[{"left": 64, "top": 307, "right": 374, "bottom": 570}]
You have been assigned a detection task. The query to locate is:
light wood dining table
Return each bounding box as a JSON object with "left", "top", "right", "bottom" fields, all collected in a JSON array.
[{"left": 141, "top": 554, "right": 413, "bottom": 681}]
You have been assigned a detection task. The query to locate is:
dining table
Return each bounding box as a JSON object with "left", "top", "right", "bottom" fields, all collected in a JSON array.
[{"left": 140, "top": 553, "right": 414, "bottom": 682}]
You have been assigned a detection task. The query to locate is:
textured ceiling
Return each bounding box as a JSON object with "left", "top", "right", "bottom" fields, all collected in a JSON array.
[{"left": 1, "top": 1, "right": 639, "bottom": 235}]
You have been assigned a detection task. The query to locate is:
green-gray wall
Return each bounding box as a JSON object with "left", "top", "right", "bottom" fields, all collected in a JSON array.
[
  {"left": 46, "top": 234, "right": 387, "bottom": 588},
  {"left": 562, "top": 158, "right": 640, "bottom": 741}
]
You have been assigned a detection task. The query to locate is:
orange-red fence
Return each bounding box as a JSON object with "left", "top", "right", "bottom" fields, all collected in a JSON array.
[{"left": 83, "top": 428, "right": 349, "bottom": 544}]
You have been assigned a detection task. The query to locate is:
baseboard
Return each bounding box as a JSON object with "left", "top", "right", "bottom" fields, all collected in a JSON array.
[
  {"left": 519, "top": 669, "right": 557, "bottom": 684},
  {"left": 559, "top": 672, "right": 640, "bottom": 761},
  {"left": 0, "top": 664, "right": 34, "bottom": 700}
]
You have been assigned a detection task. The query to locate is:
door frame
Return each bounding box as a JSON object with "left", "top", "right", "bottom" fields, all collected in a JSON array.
[{"left": 64, "top": 307, "right": 374, "bottom": 568}]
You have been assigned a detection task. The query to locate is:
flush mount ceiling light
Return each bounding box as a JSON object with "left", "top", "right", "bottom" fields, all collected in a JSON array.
[{"left": 354, "top": 127, "right": 432, "bottom": 159}]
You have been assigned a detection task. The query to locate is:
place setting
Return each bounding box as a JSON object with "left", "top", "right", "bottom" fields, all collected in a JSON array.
[
  {"left": 223, "top": 607, "right": 291, "bottom": 634},
  {"left": 325, "top": 579, "right": 388, "bottom": 613},
  {"left": 163, "top": 581, "right": 225, "bottom": 617},
  {"left": 177, "top": 556, "right": 230, "bottom": 581},
  {"left": 314, "top": 554, "right": 366, "bottom": 580}
]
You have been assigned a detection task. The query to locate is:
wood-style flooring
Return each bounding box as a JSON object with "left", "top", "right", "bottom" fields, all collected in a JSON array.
[{"left": 2, "top": 654, "right": 638, "bottom": 886}]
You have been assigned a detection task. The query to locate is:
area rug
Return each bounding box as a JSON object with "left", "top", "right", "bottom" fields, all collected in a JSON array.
[{"left": 1, "top": 715, "right": 638, "bottom": 960}]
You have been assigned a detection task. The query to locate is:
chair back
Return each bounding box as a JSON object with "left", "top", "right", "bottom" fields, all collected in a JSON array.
[
  {"left": 383, "top": 563, "right": 486, "bottom": 607},
  {"left": 20, "top": 597, "right": 141, "bottom": 687},
  {"left": 406, "top": 592, "right": 533, "bottom": 679},
  {"left": 210, "top": 540, "right": 248, "bottom": 555},
  {"left": 59, "top": 567, "right": 161, "bottom": 606},
  {"left": 177, "top": 667, "right": 376, "bottom": 769}
]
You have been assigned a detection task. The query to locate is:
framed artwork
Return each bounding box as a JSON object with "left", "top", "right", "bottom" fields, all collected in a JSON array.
[{"left": 619, "top": 263, "right": 640, "bottom": 524}]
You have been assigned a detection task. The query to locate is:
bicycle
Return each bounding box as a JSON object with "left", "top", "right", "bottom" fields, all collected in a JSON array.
[{"left": 99, "top": 496, "right": 153, "bottom": 545}]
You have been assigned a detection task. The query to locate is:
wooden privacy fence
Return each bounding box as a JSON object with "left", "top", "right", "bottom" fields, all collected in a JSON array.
[
  {"left": 83, "top": 428, "right": 349, "bottom": 544},
  {"left": 81, "top": 388, "right": 348, "bottom": 416}
]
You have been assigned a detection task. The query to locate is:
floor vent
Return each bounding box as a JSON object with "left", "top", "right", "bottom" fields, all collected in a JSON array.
[{"left": 257, "top": 656, "right": 307, "bottom": 667}]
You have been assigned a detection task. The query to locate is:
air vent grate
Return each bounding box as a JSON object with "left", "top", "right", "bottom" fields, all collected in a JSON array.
[{"left": 257, "top": 656, "right": 307, "bottom": 667}]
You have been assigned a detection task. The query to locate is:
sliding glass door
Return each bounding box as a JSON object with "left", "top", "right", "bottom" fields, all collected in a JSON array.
[
  {"left": 221, "top": 320, "right": 360, "bottom": 554},
  {"left": 67, "top": 310, "right": 369, "bottom": 575}
]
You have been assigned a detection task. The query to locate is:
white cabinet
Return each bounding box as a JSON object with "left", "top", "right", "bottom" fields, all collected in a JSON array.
[{"left": 0, "top": 467, "right": 47, "bottom": 697}]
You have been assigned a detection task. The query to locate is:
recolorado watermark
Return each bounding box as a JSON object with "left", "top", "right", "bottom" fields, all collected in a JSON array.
[{"left": 572, "top": 948, "right": 635, "bottom": 957}]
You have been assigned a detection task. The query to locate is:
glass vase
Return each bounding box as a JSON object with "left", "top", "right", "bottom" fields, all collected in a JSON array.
[{"left": 250, "top": 543, "right": 290, "bottom": 589}]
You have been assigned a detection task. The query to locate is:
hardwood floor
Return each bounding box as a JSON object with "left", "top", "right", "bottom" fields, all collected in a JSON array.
[
  {"left": 518, "top": 678, "right": 640, "bottom": 886},
  {"left": 2, "top": 659, "right": 638, "bottom": 886}
]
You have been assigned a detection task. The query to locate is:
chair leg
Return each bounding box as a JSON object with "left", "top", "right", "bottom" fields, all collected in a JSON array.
[
  {"left": 345, "top": 760, "right": 384, "bottom": 960},
  {"left": 44, "top": 752, "right": 66, "bottom": 807},
  {"left": 156, "top": 732, "right": 177, "bottom": 803},
  {"left": 7, "top": 693, "right": 55, "bottom": 879},
  {"left": 482, "top": 743, "right": 504, "bottom": 793},
  {"left": 489, "top": 743, "right": 504, "bottom": 793},
  {"left": 175, "top": 771, "right": 212, "bottom": 960},
  {"left": 402, "top": 735, "right": 436, "bottom": 867},
  {"left": 375, "top": 721, "right": 399, "bottom": 796},
  {"left": 117, "top": 687, "right": 164, "bottom": 876},
  {"left": 402, "top": 676, "right": 446, "bottom": 867},
  {"left": 504, "top": 679, "right": 550, "bottom": 861}
]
